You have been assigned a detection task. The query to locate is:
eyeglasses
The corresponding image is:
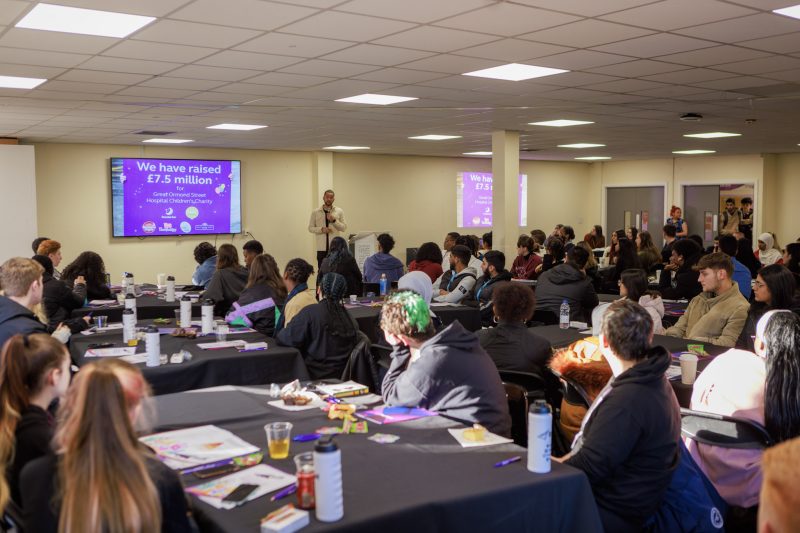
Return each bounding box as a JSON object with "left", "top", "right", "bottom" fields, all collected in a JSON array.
[{"left": 753, "top": 280, "right": 765, "bottom": 289}]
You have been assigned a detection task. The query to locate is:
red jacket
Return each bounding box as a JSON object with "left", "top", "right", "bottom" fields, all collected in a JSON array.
[
  {"left": 409, "top": 260, "right": 443, "bottom": 284},
  {"left": 511, "top": 253, "right": 541, "bottom": 280}
]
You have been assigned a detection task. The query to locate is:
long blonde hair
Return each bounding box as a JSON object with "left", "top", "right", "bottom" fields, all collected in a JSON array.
[{"left": 54, "top": 359, "right": 160, "bottom": 533}]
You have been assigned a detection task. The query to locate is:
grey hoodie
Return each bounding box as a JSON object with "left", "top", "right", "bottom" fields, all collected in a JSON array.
[
  {"left": 204, "top": 266, "right": 249, "bottom": 316},
  {"left": 535, "top": 263, "right": 599, "bottom": 322}
]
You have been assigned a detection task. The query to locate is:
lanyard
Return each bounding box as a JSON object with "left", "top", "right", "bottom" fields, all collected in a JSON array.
[{"left": 476, "top": 278, "right": 491, "bottom": 301}]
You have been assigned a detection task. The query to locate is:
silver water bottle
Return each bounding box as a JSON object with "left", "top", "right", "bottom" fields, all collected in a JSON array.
[
  {"left": 180, "top": 295, "right": 192, "bottom": 328},
  {"left": 314, "top": 437, "right": 344, "bottom": 522},
  {"left": 124, "top": 293, "right": 137, "bottom": 323},
  {"left": 165, "top": 275, "right": 176, "bottom": 302},
  {"left": 527, "top": 400, "right": 552, "bottom": 474},
  {"left": 145, "top": 326, "right": 160, "bottom": 367},
  {"left": 122, "top": 308, "right": 136, "bottom": 343},
  {"left": 201, "top": 299, "right": 214, "bottom": 335}
]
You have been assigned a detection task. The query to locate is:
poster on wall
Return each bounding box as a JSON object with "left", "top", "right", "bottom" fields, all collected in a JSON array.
[{"left": 456, "top": 172, "right": 527, "bottom": 228}]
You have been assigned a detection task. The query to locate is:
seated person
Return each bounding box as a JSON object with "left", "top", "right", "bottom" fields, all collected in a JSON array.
[
  {"left": 380, "top": 290, "right": 511, "bottom": 436},
  {"left": 226, "top": 254, "right": 286, "bottom": 337},
  {"left": 474, "top": 250, "right": 512, "bottom": 326},
  {"left": 0, "top": 334, "right": 69, "bottom": 505},
  {"left": 440, "top": 232, "right": 459, "bottom": 271},
  {"left": 318, "top": 237, "right": 363, "bottom": 298},
  {"left": 204, "top": 244, "right": 249, "bottom": 317},
  {"left": 363, "top": 233, "right": 404, "bottom": 283},
  {"left": 398, "top": 271, "right": 442, "bottom": 331},
  {"left": 277, "top": 273, "right": 360, "bottom": 379},
  {"left": 35, "top": 239, "right": 64, "bottom": 280},
  {"left": 31, "top": 237, "right": 49, "bottom": 255},
  {"left": 191, "top": 242, "right": 217, "bottom": 288},
  {"left": 0, "top": 258, "right": 49, "bottom": 347},
  {"left": 592, "top": 269, "right": 665, "bottom": 335},
  {"left": 511, "top": 235, "right": 541, "bottom": 280},
  {"left": 480, "top": 231, "right": 492, "bottom": 258},
  {"left": 718, "top": 234, "right": 752, "bottom": 298},
  {"left": 736, "top": 237, "right": 761, "bottom": 278},
  {"left": 477, "top": 282, "right": 551, "bottom": 377},
  {"left": 756, "top": 232, "right": 783, "bottom": 267},
  {"left": 599, "top": 237, "right": 640, "bottom": 293},
  {"left": 785, "top": 242, "right": 800, "bottom": 286},
  {"left": 536, "top": 236, "right": 565, "bottom": 274},
  {"left": 20, "top": 359, "right": 192, "bottom": 532},
  {"left": 455, "top": 235, "right": 483, "bottom": 273},
  {"left": 688, "top": 310, "right": 800, "bottom": 509},
  {"left": 241, "top": 239, "right": 263, "bottom": 269},
  {"left": 636, "top": 231, "right": 662, "bottom": 274},
  {"left": 432, "top": 245, "right": 477, "bottom": 304},
  {"left": 31, "top": 255, "right": 90, "bottom": 334},
  {"left": 408, "top": 242, "right": 443, "bottom": 284},
  {"left": 560, "top": 300, "right": 681, "bottom": 533},
  {"left": 736, "top": 265, "right": 799, "bottom": 351},
  {"left": 759, "top": 434, "right": 800, "bottom": 533},
  {"left": 61, "top": 251, "right": 112, "bottom": 301},
  {"left": 275, "top": 258, "right": 316, "bottom": 334},
  {"left": 534, "top": 245, "right": 599, "bottom": 323},
  {"left": 661, "top": 224, "right": 677, "bottom": 264},
  {"left": 665, "top": 252, "right": 749, "bottom": 347},
  {"left": 658, "top": 238, "right": 703, "bottom": 300},
  {"left": 584, "top": 225, "right": 605, "bottom": 249}
]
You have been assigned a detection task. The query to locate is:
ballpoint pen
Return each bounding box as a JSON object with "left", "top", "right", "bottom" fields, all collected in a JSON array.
[
  {"left": 493, "top": 456, "right": 522, "bottom": 468},
  {"left": 270, "top": 484, "right": 297, "bottom": 502}
]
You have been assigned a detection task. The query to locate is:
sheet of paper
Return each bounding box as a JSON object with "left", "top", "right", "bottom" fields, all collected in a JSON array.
[
  {"left": 447, "top": 428, "right": 513, "bottom": 448},
  {"left": 666, "top": 365, "right": 683, "bottom": 380},
  {"left": 268, "top": 396, "right": 325, "bottom": 411},
  {"left": 197, "top": 340, "right": 247, "bottom": 350},
  {"left": 140, "top": 424, "right": 260, "bottom": 470},
  {"left": 84, "top": 346, "right": 137, "bottom": 358},
  {"left": 240, "top": 342, "right": 269, "bottom": 351},
  {"left": 187, "top": 464, "right": 296, "bottom": 510},
  {"left": 98, "top": 323, "right": 124, "bottom": 331},
  {"left": 120, "top": 354, "right": 148, "bottom": 364},
  {"left": 89, "top": 299, "right": 118, "bottom": 305}
]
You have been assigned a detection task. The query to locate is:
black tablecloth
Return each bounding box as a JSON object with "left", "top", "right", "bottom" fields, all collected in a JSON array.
[
  {"left": 347, "top": 300, "right": 481, "bottom": 343},
  {"left": 72, "top": 294, "right": 203, "bottom": 322},
  {"left": 152, "top": 388, "right": 603, "bottom": 533},
  {"left": 70, "top": 323, "right": 309, "bottom": 395},
  {"left": 595, "top": 295, "right": 687, "bottom": 326}
]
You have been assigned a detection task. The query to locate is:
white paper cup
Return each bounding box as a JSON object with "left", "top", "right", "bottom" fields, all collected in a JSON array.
[
  {"left": 679, "top": 353, "right": 699, "bottom": 385},
  {"left": 157, "top": 273, "right": 167, "bottom": 287},
  {"left": 349, "top": 295, "right": 358, "bottom": 304}
]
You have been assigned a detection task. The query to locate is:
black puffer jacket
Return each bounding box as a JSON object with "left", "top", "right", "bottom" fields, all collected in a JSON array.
[
  {"left": 0, "top": 296, "right": 48, "bottom": 348},
  {"left": 41, "top": 273, "right": 90, "bottom": 333}
]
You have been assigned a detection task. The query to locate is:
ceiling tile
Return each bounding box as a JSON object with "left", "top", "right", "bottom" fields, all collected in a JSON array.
[
  {"left": 0, "top": 0, "right": 29, "bottom": 25},
  {"left": 243, "top": 71, "right": 335, "bottom": 87},
  {"left": 49, "top": 0, "right": 195, "bottom": 17},
  {"left": 435, "top": 3, "right": 581, "bottom": 37},
  {"left": 133, "top": 20, "right": 262, "bottom": 48},
  {"left": 584, "top": 59, "right": 688, "bottom": 77},
  {"left": 334, "top": 0, "right": 489, "bottom": 23},
  {"left": 115, "top": 86, "right": 198, "bottom": 99},
  {"left": 676, "top": 13, "right": 800, "bottom": 43},
  {"left": 57, "top": 70, "right": 152, "bottom": 85},
  {"left": 594, "top": 33, "right": 717, "bottom": 57},
  {"left": 0, "top": 62, "right": 65, "bottom": 78},
  {"left": 521, "top": 19, "right": 654, "bottom": 48},
  {"left": 196, "top": 50, "right": 302, "bottom": 71},
  {"left": 287, "top": 79, "right": 400, "bottom": 100},
  {"left": 582, "top": 78, "right": 667, "bottom": 93},
  {"left": 278, "top": 59, "right": 379, "bottom": 77},
  {"left": 0, "top": 28, "right": 117, "bottom": 55},
  {"left": 736, "top": 33, "right": 800, "bottom": 54},
  {"left": 0, "top": 47, "right": 89, "bottom": 68},
  {"left": 320, "top": 44, "right": 435, "bottom": 66},
  {"left": 392, "top": 54, "right": 501, "bottom": 75},
  {"left": 502, "top": 0, "right": 656, "bottom": 17},
  {"left": 629, "top": 85, "right": 711, "bottom": 98},
  {"left": 170, "top": 0, "right": 318, "bottom": 30},
  {"left": 452, "top": 39, "right": 571, "bottom": 62},
  {"left": 351, "top": 68, "right": 447, "bottom": 84},
  {"left": 79, "top": 56, "right": 182, "bottom": 75},
  {"left": 656, "top": 45, "right": 773, "bottom": 67},
  {"left": 279, "top": 11, "right": 415, "bottom": 41},
  {"left": 763, "top": 69, "right": 800, "bottom": 82},
  {"left": 212, "top": 83, "right": 290, "bottom": 96},
  {"left": 716, "top": 55, "right": 800, "bottom": 75},
  {"left": 533, "top": 71, "right": 623, "bottom": 87},
  {"left": 234, "top": 33, "right": 354, "bottom": 58},
  {"left": 642, "top": 68, "right": 738, "bottom": 84},
  {"left": 102, "top": 41, "right": 218, "bottom": 64},
  {"left": 601, "top": 0, "right": 756, "bottom": 31},
  {"left": 37, "top": 80, "right": 125, "bottom": 94},
  {"left": 536, "top": 49, "right": 633, "bottom": 70},
  {"left": 693, "top": 76, "right": 781, "bottom": 90},
  {"left": 138, "top": 77, "right": 227, "bottom": 90},
  {"left": 374, "top": 26, "right": 498, "bottom": 53},
  {"left": 719, "top": 0, "right": 798, "bottom": 10},
  {"left": 162, "top": 64, "right": 258, "bottom": 81}
]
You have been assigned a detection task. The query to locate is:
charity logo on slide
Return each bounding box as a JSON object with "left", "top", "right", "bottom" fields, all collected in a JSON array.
[
  {"left": 185, "top": 206, "right": 199, "bottom": 219},
  {"left": 165, "top": 207, "right": 173, "bottom": 215},
  {"left": 180, "top": 221, "right": 192, "bottom": 233},
  {"left": 142, "top": 221, "right": 156, "bottom": 234}
]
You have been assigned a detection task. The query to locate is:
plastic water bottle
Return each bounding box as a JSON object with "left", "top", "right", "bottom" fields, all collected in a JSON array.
[
  {"left": 125, "top": 273, "right": 135, "bottom": 295},
  {"left": 165, "top": 276, "right": 175, "bottom": 302},
  {"left": 201, "top": 299, "right": 214, "bottom": 335},
  {"left": 559, "top": 299, "right": 570, "bottom": 330},
  {"left": 121, "top": 272, "right": 128, "bottom": 292},
  {"left": 379, "top": 273, "right": 388, "bottom": 296},
  {"left": 527, "top": 400, "right": 552, "bottom": 474},
  {"left": 314, "top": 437, "right": 343, "bottom": 522},
  {"left": 125, "top": 293, "right": 137, "bottom": 323},
  {"left": 180, "top": 295, "right": 192, "bottom": 328},
  {"left": 145, "top": 326, "right": 160, "bottom": 367},
  {"left": 122, "top": 309, "right": 136, "bottom": 343}
]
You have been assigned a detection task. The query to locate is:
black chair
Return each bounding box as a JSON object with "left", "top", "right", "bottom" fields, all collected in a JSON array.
[
  {"left": 531, "top": 309, "right": 558, "bottom": 326},
  {"left": 550, "top": 368, "right": 593, "bottom": 409},
  {"left": 341, "top": 332, "right": 382, "bottom": 394},
  {"left": 498, "top": 370, "right": 546, "bottom": 402},
  {"left": 1, "top": 499, "right": 23, "bottom": 532},
  {"left": 503, "top": 382, "right": 529, "bottom": 447},
  {"left": 680, "top": 408, "right": 774, "bottom": 449}
]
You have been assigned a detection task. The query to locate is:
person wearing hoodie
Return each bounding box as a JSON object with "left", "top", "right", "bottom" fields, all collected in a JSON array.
[
  {"left": 363, "top": 233, "right": 404, "bottom": 283},
  {"left": 226, "top": 254, "right": 286, "bottom": 337},
  {"left": 318, "top": 237, "right": 363, "bottom": 298},
  {"left": 31, "top": 255, "right": 91, "bottom": 334},
  {"left": 408, "top": 242, "right": 443, "bottom": 284},
  {"left": 560, "top": 300, "right": 681, "bottom": 533},
  {"left": 204, "top": 244, "right": 249, "bottom": 317},
  {"left": 0, "top": 258, "right": 50, "bottom": 348},
  {"left": 398, "top": 271, "right": 442, "bottom": 330},
  {"left": 473, "top": 250, "right": 513, "bottom": 326},
  {"left": 433, "top": 245, "right": 477, "bottom": 304},
  {"left": 534, "top": 245, "right": 599, "bottom": 323},
  {"left": 665, "top": 253, "right": 749, "bottom": 347},
  {"left": 380, "top": 290, "right": 511, "bottom": 437},
  {"left": 658, "top": 238, "right": 703, "bottom": 300},
  {"left": 756, "top": 232, "right": 783, "bottom": 267},
  {"left": 719, "top": 234, "right": 752, "bottom": 298},
  {"left": 191, "top": 242, "right": 217, "bottom": 288},
  {"left": 511, "top": 235, "right": 541, "bottom": 280},
  {"left": 592, "top": 269, "right": 665, "bottom": 336}
]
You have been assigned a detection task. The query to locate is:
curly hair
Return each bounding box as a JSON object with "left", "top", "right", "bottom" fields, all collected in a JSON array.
[
  {"left": 193, "top": 242, "right": 217, "bottom": 265},
  {"left": 284, "top": 258, "right": 314, "bottom": 284},
  {"left": 380, "top": 290, "right": 435, "bottom": 341},
  {"left": 415, "top": 242, "right": 443, "bottom": 264},
  {"left": 61, "top": 252, "right": 106, "bottom": 289},
  {"left": 492, "top": 282, "right": 534, "bottom": 323}
]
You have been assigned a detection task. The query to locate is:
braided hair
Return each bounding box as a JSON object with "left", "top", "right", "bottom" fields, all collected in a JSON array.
[{"left": 320, "top": 272, "right": 358, "bottom": 340}]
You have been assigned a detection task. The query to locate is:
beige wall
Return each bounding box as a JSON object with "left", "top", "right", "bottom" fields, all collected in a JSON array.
[
  {"left": 0, "top": 145, "right": 37, "bottom": 263},
  {"left": 771, "top": 153, "right": 800, "bottom": 245}
]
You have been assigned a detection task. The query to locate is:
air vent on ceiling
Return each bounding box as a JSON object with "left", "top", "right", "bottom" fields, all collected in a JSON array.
[{"left": 134, "top": 130, "right": 175, "bottom": 136}]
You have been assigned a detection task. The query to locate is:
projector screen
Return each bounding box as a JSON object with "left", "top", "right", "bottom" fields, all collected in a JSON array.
[
  {"left": 456, "top": 172, "right": 527, "bottom": 228},
  {"left": 111, "top": 158, "right": 241, "bottom": 237}
]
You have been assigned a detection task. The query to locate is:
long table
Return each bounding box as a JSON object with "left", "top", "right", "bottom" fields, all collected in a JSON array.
[
  {"left": 72, "top": 293, "right": 203, "bottom": 322},
  {"left": 153, "top": 387, "right": 603, "bottom": 532},
  {"left": 70, "top": 323, "right": 309, "bottom": 395}
]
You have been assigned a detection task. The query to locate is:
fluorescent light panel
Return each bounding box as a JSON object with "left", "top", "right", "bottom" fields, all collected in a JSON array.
[
  {"left": 530, "top": 119, "right": 594, "bottom": 127},
  {"left": 463, "top": 151, "right": 492, "bottom": 156},
  {"left": 335, "top": 93, "right": 417, "bottom": 105},
  {"left": 463, "top": 63, "right": 568, "bottom": 82},
  {"left": 323, "top": 146, "right": 370, "bottom": 150},
  {"left": 683, "top": 132, "right": 741, "bottom": 139},
  {"left": 774, "top": 4, "right": 800, "bottom": 19},
  {"left": 672, "top": 150, "right": 715, "bottom": 155},
  {"left": 142, "top": 138, "right": 193, "bottom": 144},
  {"left": 559, "top": 143, "right": 605, "bottom": 148},
  {"left": 16, "top": 3, "right": 155, "bottom": 38},
  {"left": 575, "top": 156, "right": 611, "bottom": 160},
  {"left": 0, "top": 75, "right": 46, "bottom": 89},
  {"left": 409, "top": 135, "right": 462, "bottom": 141},
  {"left": 207, "top": 123, "right": 267, "bottom": 131}
]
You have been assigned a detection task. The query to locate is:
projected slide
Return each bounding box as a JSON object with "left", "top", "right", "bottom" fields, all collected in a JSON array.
[
  {"left": 456, "top": 172, "right": 527, "bottom": 228},
  {"left": 111, "top": 158, "right": 241, "bottom": 237}
]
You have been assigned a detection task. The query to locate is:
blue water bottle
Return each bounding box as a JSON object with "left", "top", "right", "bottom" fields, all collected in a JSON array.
[{"left": 379, "top": 273, "right": 388, "bottom": 296}]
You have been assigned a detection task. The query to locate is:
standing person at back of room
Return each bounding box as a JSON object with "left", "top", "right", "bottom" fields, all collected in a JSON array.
[
  {"left": 363, "top": 233, "right": 404, "bottom": 283},
  {"left": 203, "top": 244, "right": 248, "bottom": 317},
  {"left": 308, "top": 189, "right": 347, "bottom": 269},
  {"left": 719, "top": 197, "right": 741, "bottom": 236},
  {"left": 666, "top": 205, "right": 688, "bottom": 239},
  {"left": 241, "top": 239, "right": 263, "bottom": 270},
  {"left": 739, "top": 197, "right": 754, "bottom": 242}
]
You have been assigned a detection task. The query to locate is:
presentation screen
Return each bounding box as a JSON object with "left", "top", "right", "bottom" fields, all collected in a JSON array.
[
  {"left": 456, "top": 172, "right": 527, "bottom": 228},
  {"left": 110, "top": 158, "right": 241, "bottom": 237}
]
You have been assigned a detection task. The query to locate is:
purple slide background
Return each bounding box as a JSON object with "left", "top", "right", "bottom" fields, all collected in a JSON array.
[
  {"left": 461, "top": 172, "right": 494, "bottom": 227},
  {"left": 121, "top": 159, "right": 232, "bottom": 236}
]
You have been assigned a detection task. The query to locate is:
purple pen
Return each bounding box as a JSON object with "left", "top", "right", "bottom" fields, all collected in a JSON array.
[
  {"left": 270, "top": 484, "right": 297, "bottom": 502},
  {"left": 493, "top": 456, "right": 522, "bottom": 468}
]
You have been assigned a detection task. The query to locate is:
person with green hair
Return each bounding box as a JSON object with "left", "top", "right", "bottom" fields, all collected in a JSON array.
[{"left": 380, "top": 290, "right": 510, "bottom": 436}]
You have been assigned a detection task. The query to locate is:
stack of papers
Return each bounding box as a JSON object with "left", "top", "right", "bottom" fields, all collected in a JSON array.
[
  {"left": 84, "top": 346, "right": 137, "bottom": 358},
  {"left": 140, "top": 425, "right": 260, "bottom": 470},
  {"left": 187, "top": 464, "right": 295, "bottom": 510},
  {"left": 447, "top": 428, "right": 513, "bottom": 448}
]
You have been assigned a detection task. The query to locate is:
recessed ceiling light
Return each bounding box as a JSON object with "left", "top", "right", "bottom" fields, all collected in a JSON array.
[
  {"left": 575, "top": 156, "right": 611, "bottom": 160},
  {"left": 559, "top": 143, "right": 606, "bottom": 149},
  {"left": 0, "top": 75, "right": 47, "bottom": 89},
  {"left": 409, "top": 135, "right": 462, "bottom": 141},
  {"left": 142, "top": 139, "right": 193, "bottom": 144},
  {"left": 323, "top": 146, "right": 370, "bottom": 150},
  {"left": 774, "top": 4, "right": 800, "bottom": 19},
  {"left": 683, "top": 132, "right": 741, "bottom": 139},
  {"left": 462, "top": 63, "right": 568, "bottom": 82},
  {"left": 335, "top": 93, "right": 417, "bottom": 105},
  {"left": 463, "top": 151, "right": 492, "bottom": 156},
  {"left": 530, "top": 119, "right": 594, "bottom": 127},
  {"left": 16, "top": 3, "right": 155, "bottom": 38},
  {"left": 207, "top": 123, "right": 267, "bottom": 131},
  {"left": 672, "top": 150, "right": 716, "bottom": 155}
]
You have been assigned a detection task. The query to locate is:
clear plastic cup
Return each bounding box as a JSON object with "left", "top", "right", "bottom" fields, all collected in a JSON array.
[
  {"left": 215, "top": 323, "right": 229, "bottom": 342},
  {"left": 265, "top": 422, "right": 293, "bottom": 459},
  {"left": 93, "top": 315, "right": 108, "bottom": 328}
]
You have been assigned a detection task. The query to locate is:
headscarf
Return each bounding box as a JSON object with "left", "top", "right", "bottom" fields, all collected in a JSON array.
[
  {"left": 398, "top": 271, "right": 433, "bottom": 304},
  {"left": 759, "top": 233, "right": 783, "bottom": 266},
  {"left": 320, "top": 272, "right": 357, "bottom": 339}
]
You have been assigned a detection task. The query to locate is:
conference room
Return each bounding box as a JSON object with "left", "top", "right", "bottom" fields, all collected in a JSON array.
[{"left": 2, "top": 0, "right": 800, "bottom": 531}]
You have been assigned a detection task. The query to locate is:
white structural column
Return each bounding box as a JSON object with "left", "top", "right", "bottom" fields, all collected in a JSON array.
[
  {"left": 491, "top": 130, "right": 520, "bottom": 261},
  {"left": 312, "top": 150, "right": 334, "bottom": 201}
]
